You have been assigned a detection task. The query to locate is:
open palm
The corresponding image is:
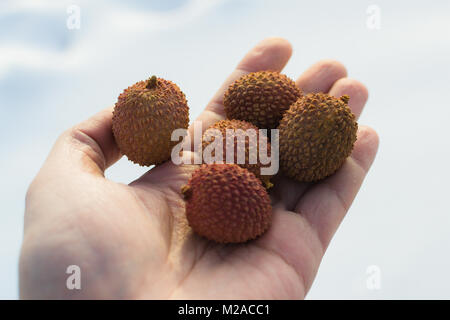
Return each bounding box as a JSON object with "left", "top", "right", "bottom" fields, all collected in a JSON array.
[{"left": 20, "top": 38, "right": 378, "bottom": 299}]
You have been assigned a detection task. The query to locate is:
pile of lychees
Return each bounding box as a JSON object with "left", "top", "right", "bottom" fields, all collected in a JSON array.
[{"left": 112, "top": 72, "right": 357, "bottom": 243}]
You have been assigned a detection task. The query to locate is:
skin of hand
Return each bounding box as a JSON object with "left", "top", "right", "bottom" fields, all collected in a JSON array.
[{"left": 19, "top": 38, "right": 379, "bottom": 299}]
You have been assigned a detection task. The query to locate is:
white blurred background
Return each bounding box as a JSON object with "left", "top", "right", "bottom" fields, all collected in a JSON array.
[{"left": 1, "top": 0, "right": 449, "bottom": 299}]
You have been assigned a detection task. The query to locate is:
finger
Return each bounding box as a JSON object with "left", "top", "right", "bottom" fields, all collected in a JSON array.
[
  {"left": 188, "top": 37, "right": 293, "bottom": 139},
  {"left": 328, "top": 78, "right": 369, "bottom": 119},
  {"left": 295, "top": 126, "right": 379, "bottom": 251},
  {"left": 255, "top": 207, "right": 325, "bottom": 293},
  {"left": 42, "top": 107, "right": 122, "bottom": 177},
  {"left": 296, "top": 59, "right": 347, "bottom": 94}
]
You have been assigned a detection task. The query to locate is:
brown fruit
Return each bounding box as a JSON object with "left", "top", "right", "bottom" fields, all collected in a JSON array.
[
  {"left": 112, "top": 76, "right": 189, "bottom": 166},
  {"left": 202, "top": 119, "right": 273, "bottom": 188},
  {"left": 223, "top": 71, "right": 302, "bottom": 129},
  {"left": 278, "top": 93, "right": 358, "bottom": 182},
  {"left": 182, "top": 164, "right": 272, "bottom": 243}
]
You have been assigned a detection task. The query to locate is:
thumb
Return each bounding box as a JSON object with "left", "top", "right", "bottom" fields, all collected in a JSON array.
[{"left": 40, "top": 107, "right": 122, "bottom": 178}]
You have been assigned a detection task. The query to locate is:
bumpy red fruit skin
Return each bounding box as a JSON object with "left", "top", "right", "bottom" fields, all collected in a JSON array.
[
  {"left": 278, "top": 93, "right": 358, "bottom": 182},
  {"left": 112, "top": 76, "right": 189, "bottom": 166},
  {"left": 182, "top": 164, "right": 272, "bottom": 243},
  {"left": 223, "top": 71, "right": 302, "bottom": 129},
  {"left": 202, "top": 119, "right": 273, "bottom": 188}
]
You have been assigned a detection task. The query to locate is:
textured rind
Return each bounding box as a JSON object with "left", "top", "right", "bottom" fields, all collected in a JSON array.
[
  {"left": 112, "top": 77, "right": 189, "bottom": 166},
  {"left": 223, "top": 71, "right": 302, "bottom": 129},
  {"left": 202, "top": 119, "right": 273, "bottom": 188},
  {"left": 183, "top": 164, "right": 272, "bottom": 243},
  {"left": 278, "top": 93, "right": 358, "bottom": 182}
]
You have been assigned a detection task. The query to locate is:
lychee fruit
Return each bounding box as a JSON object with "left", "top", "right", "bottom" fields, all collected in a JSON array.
[
  {"left": 278, "top": 93, "right": 358, "bottom": 182},
  {"left": 202, "top": 119, "right": 273, "bottom": 188},
  {"left": 182, "top": 164, "right": 272, "bottom": 243},
  {"left": 112, "top": 75, "right": 189, "bottom": 166},
  {"left": 223, "top": 71, "right": 302, "bottom": 129}
]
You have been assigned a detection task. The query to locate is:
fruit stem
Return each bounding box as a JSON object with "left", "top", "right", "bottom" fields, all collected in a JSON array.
[
  {"left": 181, "top": 185, "right": 192, "bottom": 199},
  {"left": 146, "top": 75, "right": 158, "bottom": 89},
  {"left": 265, "top": 181, "right": 274, "bottom": 189},
  {"left": 340, "top": 95, "right": 350, "bottom": 104}
]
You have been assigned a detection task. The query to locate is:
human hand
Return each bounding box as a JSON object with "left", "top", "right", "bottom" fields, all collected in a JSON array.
[{"left": 19, "top": 38, "right": 379, "bottom": 299}]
